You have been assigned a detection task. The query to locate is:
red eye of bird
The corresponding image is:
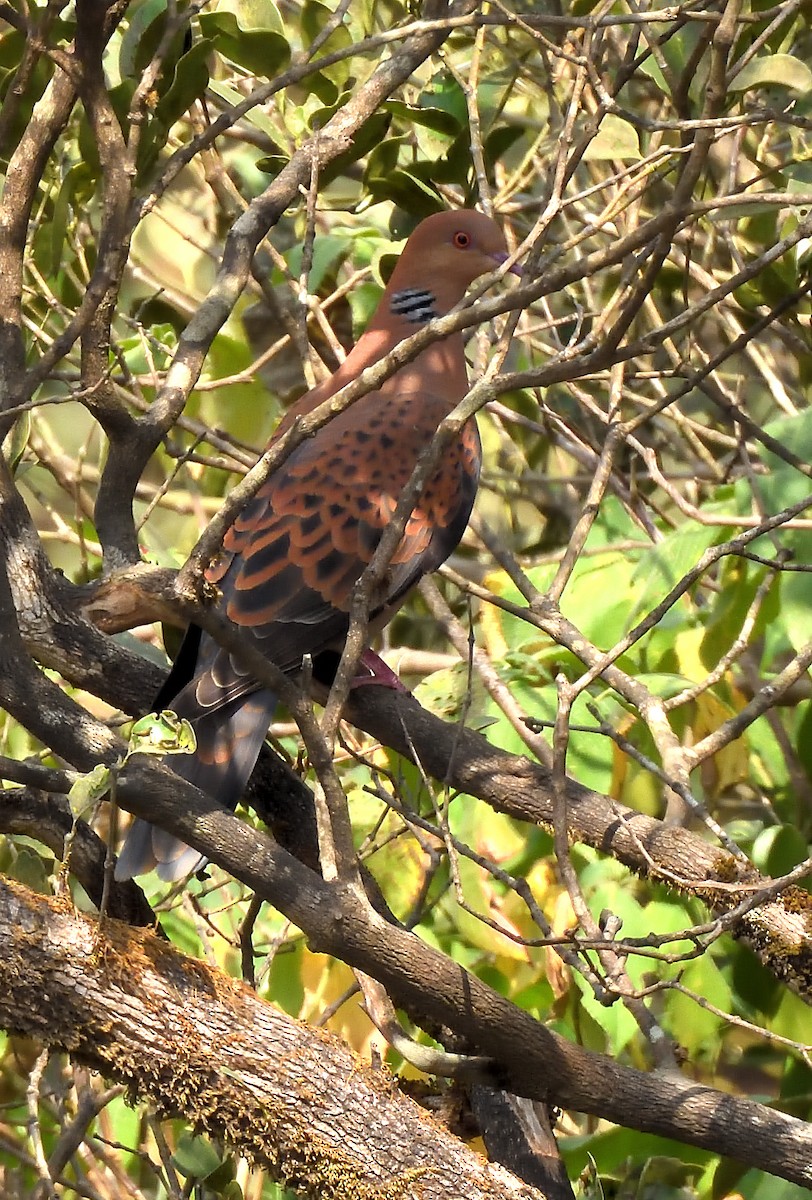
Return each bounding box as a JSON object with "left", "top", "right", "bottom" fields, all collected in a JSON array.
[{"left": 453, "top": 231, "right": 471, "bottom": 248}]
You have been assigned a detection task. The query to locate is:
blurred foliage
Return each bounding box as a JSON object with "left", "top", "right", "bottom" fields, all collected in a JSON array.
[{"left": 1, "top": 0, "right": 812, "bottom": 1196}]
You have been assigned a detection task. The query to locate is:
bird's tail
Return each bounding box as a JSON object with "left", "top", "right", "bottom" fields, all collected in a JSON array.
[{"left": 114, "top": 687, "right": 278, "bottom": 882}]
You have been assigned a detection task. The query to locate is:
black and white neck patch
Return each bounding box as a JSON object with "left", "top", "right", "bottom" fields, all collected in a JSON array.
[{"left": 390, "top": 287, "right": 438, "bottom": 324}]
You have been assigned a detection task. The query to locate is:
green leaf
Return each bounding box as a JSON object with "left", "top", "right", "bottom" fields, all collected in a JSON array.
[
  {"left": 0, "top": 29, "right": 27, "bottom": 71},
  {"left": 363, "top": 135, "right": 405, "bottom": 188},
  {"left": 68, "top": 763, "right": 113, "bottom": 816},
  {"left": 207, "top": 79, "right": 280, "bottom": 137},
  {"left": 638, "top": 52, "right": 671, "bottom": 98},
  {"left": 415, "top": 662, "right": 493, "bottom": 729},
  {"left": 491, "top": 548, "right": 638, "bottom": 656},
  {"left": 733, "top": 260, "right": 799, "bottom": 312},
  {"left": 198, "top": 9, "right": 290, "bottom": 76},
  {"left": 483, "top": 124, "right": 524, "bottom": 175},
  {"left": 700, "top": 557, "right": 776, "bottom": 669},
  {"left": 727, "top": 1170, "right": 812, "bottom": 1199},
  {"left": 730, "top": 54, "right": 812, "bottom": 95},
  {"left": 364, "top": 125, "right": 472, "bottom": 205},
  {"left": 638, "top": 22, "right": 703, "bottom": 103},
  {"left": 77, "top": 109, "right": 103, "bottom": 176},
  {"left": 119, "top": 0, "right": 171, "bottom": 78},
  {"left": 663, "top": 951, "right": 732, "bottom": 1061},
  {"left": 411, "top": 129, "right": 472, "bottom": 187},
  {"left": 37, "top": 162, "right": 92, "bottom": 277},
  {"left": 103, "top": 1094, "right": 144, "bottom": 1172},
  {"left": 562, "top": 1126, "right": 714, "bottom": 1183},
  {"left": 385, "top": 99, "right": 461, "bottom": 136},
  {"left": 128, "top": 710, "right": 197, "bottom": 757},
  {"left": 638, "top": 1155, "right": 700, "bottom": 1191},
  {"left": 583, "top": 113, "right": 640, "bottom": 161},
  {"left": 347, "top": 278, "right": 382, "bottom": 334},
  {"left": 4, "top": 412, "right": 30, "bottom": 474},
  {"left": 628, "top": 521, "right": 728, "bottom": 628},
  {"left": 284, "top": 233, "right": 349, "bottom": 293},
  {"left": 153, "top": 38, "right": 212, "bottom": 132},
  {"left": 729, "top": 941, "right": 781, "bottom": 1018},
  {"left": 216, "top": 0, "right": 284, "bottom": 33},
  {"left": 751, "top": 825, "right": 810, "bottom": 881},
  {"left": 420, "top": 72, "right": 467, "bottom": 127},
  {"left": 256, "top": 148, "right": 290, "bottom": 175},
  {"left": 794, "top": 702, "right": 812, "bottom": 794},
  {"left": 308, "top": 87, "right": 352, "bottom": 129},
  {"left": 119, "top": 323, "right": 178, "bottom": 375},
  {"left": 4, "top": 845, "right": 53, "bottom": 893},
  {"left": 768, "top": 985, "right": 812, "bottom": 1044},
  {"left": 301, "top": 0, "right": 352, "bottom": 85},
  {"left": 292, "top": 70, "right": 338, "bottom": 106},
  {"left": 172, "top": 1132, "right": 227, "bottom": 1181},
  {"left": 366, "top": 166, "right": 444, "bottom": 217},
  {"left": 265, "top": 937, "right": 306, "bottom": 1016},
  {"left": 783, "top": 160, "right": 812, "bottom": 197},
  {"left": 740, "top": 409, "right": 812, "bottom": 655}
]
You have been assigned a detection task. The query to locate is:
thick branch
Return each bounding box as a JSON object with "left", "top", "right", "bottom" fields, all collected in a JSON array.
[
  {"left": 346, "top": 688, "right": 812, "bottom": 1001},
  {"left": 102, "top": 757, "right": 812, "bottom": 1187},
  {"left": 23, "top": 557, "right": 812, "bottom": 998},
  {"left": 0, "top": 876, "right": 549, "bottom": 1200}
]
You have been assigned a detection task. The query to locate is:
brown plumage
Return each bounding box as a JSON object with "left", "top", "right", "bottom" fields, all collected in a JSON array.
[{"left": 116, "top": 210, "right": 516, "bottom": 881}]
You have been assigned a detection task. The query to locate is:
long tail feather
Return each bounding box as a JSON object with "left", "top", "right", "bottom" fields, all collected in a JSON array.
[{"left": 115, "top": 687, "right": 277, "bottom": 881}]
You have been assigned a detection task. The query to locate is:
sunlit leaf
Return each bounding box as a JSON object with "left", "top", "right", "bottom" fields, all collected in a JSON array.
[
  {"left": 751, "top": 825, "right": 810, "bottom": 882},
  {"left": 301, "top": 0, "right": 352, "bottom": 85},
  {"left": 198, "top": 9, "right": 290, "bottom": 76},
  {"left": 730, "top": 54, "right": 812, "bottom": 95},
  {"left": 628, "top": 522, "right": 728, "bottom": 628},
  {"left": 128, "top": 711, "right": 197, "bottom": 757},
  {"left": 68, "top": 763, "right": 112, "bottom": 816},
  {"left": 583, "top": 113, "right": 640, "bottom": 161}
]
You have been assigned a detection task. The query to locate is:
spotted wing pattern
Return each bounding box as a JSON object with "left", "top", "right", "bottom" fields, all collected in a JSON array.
[
  {"left": 115, "top": 206, "right": 510, "bottom": 882},
  {"left": 115, "top": 392, "right": 480, "bottom": 882}
]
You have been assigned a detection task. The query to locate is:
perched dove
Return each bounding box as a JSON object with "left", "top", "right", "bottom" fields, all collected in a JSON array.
[{"left": 116, "top": 209, "right": 517, "bottom": 881}]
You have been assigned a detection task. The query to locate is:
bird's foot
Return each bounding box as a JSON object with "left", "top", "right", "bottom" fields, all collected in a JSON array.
[{"left": 351, "top": 649, "right": 408, "bottom": 692}]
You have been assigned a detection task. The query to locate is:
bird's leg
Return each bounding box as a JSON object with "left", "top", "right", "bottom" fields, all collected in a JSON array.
[{"left": 351, "top": 648, "right": 408, "bottom": 692}]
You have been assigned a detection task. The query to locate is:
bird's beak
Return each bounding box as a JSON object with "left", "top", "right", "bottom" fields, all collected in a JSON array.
[{"left": 493, "top": 251, "right": 523, "bottom": 278}]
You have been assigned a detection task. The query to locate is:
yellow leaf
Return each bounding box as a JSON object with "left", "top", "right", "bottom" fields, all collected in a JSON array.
[
  {"left": 672, "top": 626, "right": 706, "bottom": 683},
  {"left": 479, "top": 571, "right": 510, "bottom": 660}
]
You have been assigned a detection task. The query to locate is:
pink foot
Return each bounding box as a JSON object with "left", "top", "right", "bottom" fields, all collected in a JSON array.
[{"left": 350, "top": 649, "right": 408, "bottom": 692}]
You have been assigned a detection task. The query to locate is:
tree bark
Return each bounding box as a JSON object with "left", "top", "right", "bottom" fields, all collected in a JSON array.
[
  {"left": 0, "top": 876, "right": 551, "bottom": 1200},
  {"left": 64, "top": 565, "right": 812, "bottom": 1000},
  {"left": 345, "top": 687, "right": 812, "bottom": 1000},
  {"left": 103, "top": 757, "right": 812, "bottom": 1189}
]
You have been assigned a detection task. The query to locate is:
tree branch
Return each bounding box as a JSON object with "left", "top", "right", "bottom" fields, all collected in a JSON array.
[
  {"left": 0, "top": 876, "right": 551, "bottom": 1200},
  {"left": 103, "top": 753, "right": 812, "bottom": 1187}
]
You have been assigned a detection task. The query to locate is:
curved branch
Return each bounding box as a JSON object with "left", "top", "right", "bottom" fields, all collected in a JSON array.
[
  {"left": 346, "top": 687, "right": 812, "bottom": 1002},
  {"left": 20, "top": 555, "right": 812, "bottom": 998},
  {"left": 0, "top": 876, "right": 549, "bottom": 1200},
  {"left": 101, "top": 756, "right": 812, "bottom": 1187}
]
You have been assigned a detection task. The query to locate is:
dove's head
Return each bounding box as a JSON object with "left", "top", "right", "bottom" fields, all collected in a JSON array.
[
  {"left": 400, "top": 209, "right": 518, "bottom": 283},
  {"left": 381, "top": 209, "right": 520, "bottom": 328}
]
